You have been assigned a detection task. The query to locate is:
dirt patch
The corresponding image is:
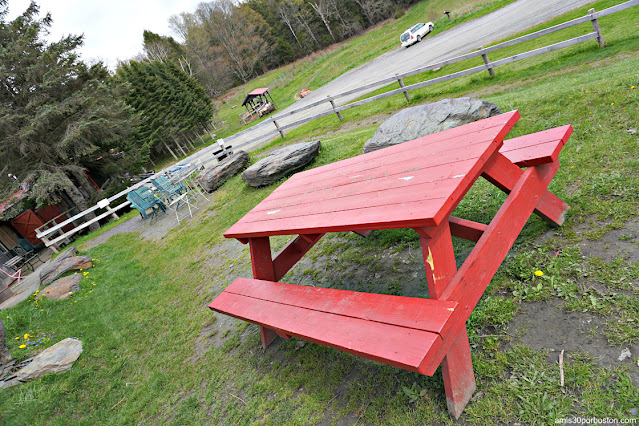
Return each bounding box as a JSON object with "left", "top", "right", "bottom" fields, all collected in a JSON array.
[
  {"left": 572, "top": 219, "right": 639, "bottom": 263},
  {"left": 508, "top": 299, "right": 639, "bottom": 384}
]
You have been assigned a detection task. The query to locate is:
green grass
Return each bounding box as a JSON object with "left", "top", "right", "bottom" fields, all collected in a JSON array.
[{"left": 3, "top": 1, "right": 639, "bottom": 424}]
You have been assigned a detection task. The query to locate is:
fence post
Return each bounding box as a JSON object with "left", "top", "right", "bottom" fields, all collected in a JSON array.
[
  {"left": 397, "top": 77, "right": 410, "bottom": 102},
  {"left": 327, "top": 96, "right": 343, "bottom": 121},
  {"left": 588, "top": 8, "right": 606, "bottom": 47},
  {"left": 273, "top": 120, "right": 286, "bottom": 138},
  {"left": 479, "top": 47, "right": 495, "bottom": 77}
]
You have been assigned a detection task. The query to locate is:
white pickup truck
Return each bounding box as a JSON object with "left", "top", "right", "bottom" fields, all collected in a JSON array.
[{"left": 400, "top": 22, "right": 434, "bottom": 47}]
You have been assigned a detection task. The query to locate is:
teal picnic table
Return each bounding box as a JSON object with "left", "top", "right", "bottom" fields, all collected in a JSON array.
[{"left": 209, "top": 111, "right": 572, "bottom": 418}]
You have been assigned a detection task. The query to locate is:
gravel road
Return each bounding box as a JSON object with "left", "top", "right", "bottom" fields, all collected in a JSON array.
[{"left": 225, "top": 0, "right": 593, "bottom": 154}]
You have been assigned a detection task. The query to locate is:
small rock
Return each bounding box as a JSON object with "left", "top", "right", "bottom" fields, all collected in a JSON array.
[
  {"left": 470, "top": 391, "right": 484, "bottom": 402},
  {"left": 618, "top": 347, "right": 632, "bottom": 361},
  {"left": 294, "top": 341, "right": 307, "bottom": 350},
  {"left": 241, "top": 141, "right": 321, "bottom": 188},
  {"left": 627, "top": 128, "right": 637, "bottom": 134},
  {"left": 38, "top": 274, "right": 82, "bottom": 301},
  {"left": 630, "top": 408, "right": 638, "bottom": 416}
]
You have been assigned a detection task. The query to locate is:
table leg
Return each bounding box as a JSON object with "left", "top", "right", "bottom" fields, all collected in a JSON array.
[
  {"left": 248, "top": 237, "right": 279, "bottom": 348},
  {"left": 415, "top": 220, "right": 457, "bottom": 299},
  {"left": 441, "top": 325, "right": 476, "bottom": 420},
  {"left": 416, "top": 221, "right": 475, "bottom": 418}
]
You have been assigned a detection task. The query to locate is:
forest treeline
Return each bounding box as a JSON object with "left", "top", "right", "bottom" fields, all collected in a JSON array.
[{"left": 150, "top": 0, "right": 419, "bottom": 97}]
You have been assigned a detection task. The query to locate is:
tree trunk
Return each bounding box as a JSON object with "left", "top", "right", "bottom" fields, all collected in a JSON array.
[
  {"left": 0, "top": 317, "right": 12, "bottom": 366},
  {"left": 310, "top": 2, "right": 336, "bottom": 42},
  {"left": 62, "top": 174, "right": 100, "bottom": 232}
]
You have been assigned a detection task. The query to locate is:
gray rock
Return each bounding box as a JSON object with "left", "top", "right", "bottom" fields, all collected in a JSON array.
[
  {"left": 242, "top": 141, "right": 321, "bottom": 188},
  {"left": 40, "top": 256, "right": 92, "bottom": 287},
  {"left": 618, "top": 347, "right": 632, "bottom": 361},
  {"left": 2, "top": 338, "right": 82, "bottom": 388},
  {"left": 38, "top": 274, "right": 82, "bottom": 301},
  {"left": 362, "top": 97, "right": 502, "bottom": 153},
  {"left": 39, "top": 246, "right": 78, "bottom": 284},
  {"left": 197, "top": 151, "right": 250, "bottom": 192}
]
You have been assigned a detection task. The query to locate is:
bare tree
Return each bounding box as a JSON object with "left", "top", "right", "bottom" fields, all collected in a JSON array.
[
  {"left": 196, "top": 1, "right": 271, "bottom": 83},
  {"left": 276, "top": 0, "right": 302, "bottom": 48},
  {"left": 310, "top": 0, "right": 336, "bottom": 42},
  {"left": 292, "top": 1, "right": 322, "bottom": 48},
  {"left": 351, "top": 0, "right": 391, "bottom": 26}
]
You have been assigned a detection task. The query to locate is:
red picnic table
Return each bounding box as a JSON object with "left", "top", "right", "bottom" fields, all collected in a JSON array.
[{"left": 209, "top": 110, "right": 572, "bottom": 418}]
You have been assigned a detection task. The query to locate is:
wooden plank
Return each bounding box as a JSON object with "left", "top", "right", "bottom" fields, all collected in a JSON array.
[
  {"left": 272, "top": 234, "right": 324, "bottom": 281},
  {"left": 256, "top": 158, "right": 476, "bottom": 210},
  {"left": 502, "top": 140, "right": 565, "bottom": 167},
  {"left": 500, "top": 125, "right": 572, "bottom": 167},
  {"left": 225, "top": 198, "right": 444, "bottom": 238},
  {"left": 240, "top": 179, "right": 460, "bottom": 225},
  {"left": 482, "top": 153, "right": 569, "bottom": 226},
  {"left": 277, "top": 122, "right": 510, "bottom": 191},
  {"left": 448, "top": 216, "right": 486, "bottom": 242},
  {"left": 279, "top": 113, "right": 519, "bottom": 184},
  {"left": 210, "top": 291, "right": 443, "bottom": 373},
  {"left": 223, "top": 278, "right": 460, "bottom": 334},
  {"left": 46, "top": 201, "right": 131, "bottom": 246}
]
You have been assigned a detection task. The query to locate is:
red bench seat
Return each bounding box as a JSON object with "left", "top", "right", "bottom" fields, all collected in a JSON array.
[
  {"left": 209, "top": 277, "right": 463, "bottom": 374},
  {"left": 500, "top": 125, "right": 572, "bottom": 167}
]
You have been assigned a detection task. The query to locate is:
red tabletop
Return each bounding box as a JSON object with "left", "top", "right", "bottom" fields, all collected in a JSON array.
[{"left": 225, "top": 111, "right": 519, "bottom": 239}]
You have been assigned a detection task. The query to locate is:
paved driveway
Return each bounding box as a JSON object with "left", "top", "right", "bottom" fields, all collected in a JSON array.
[{"left": 225, "top": 0, "right": 593, "bottom": 154}]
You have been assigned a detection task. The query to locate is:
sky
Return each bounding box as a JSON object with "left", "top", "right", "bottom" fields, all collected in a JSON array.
[{"left": 5, "top": 0, "right": 203, "bottom": 69}]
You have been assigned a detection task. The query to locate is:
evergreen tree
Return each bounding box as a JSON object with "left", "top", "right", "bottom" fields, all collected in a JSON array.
[
  {"left": 0, "top": 1, "right": 136, "bottom": 213},
  {"left": 117, "top": 60, "right": 214, "bottom": 159}
]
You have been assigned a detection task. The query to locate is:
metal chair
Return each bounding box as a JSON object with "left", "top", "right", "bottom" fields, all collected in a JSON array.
[{"left": 126, "top": 188, "right": 166, "bottom": 221}]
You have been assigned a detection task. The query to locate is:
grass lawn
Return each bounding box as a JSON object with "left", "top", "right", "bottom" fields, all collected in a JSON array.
[{"left": 2, "top": 1, "right": 639, "bottom": 424}]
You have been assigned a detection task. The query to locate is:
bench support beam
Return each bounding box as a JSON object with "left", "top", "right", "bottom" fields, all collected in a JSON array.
[
  {"left": 273, "top": 234, "right": 324, "bottom": 281},
  {"left": 482, "top": 155, "right": 568, "bottom": 226}
]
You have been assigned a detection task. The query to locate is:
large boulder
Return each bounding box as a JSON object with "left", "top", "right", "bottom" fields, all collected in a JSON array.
[
  {"left": 1, "top": 338, "right": 82, "bottom": 389},
  {"left": 362, "top": 97, "right": 502, "bottom": 153},
  {"left": 39, "top": 246, "right": 77, "bottom": 284},
  {"left": 242, "top": 141, "right": 321, "bottom": 188},
  {"left": 197, "top": 151, "right": 250, "bottom": 192},
  {"left": 38, "top": 274, "right": 82, "bottom": 301},
  {"left": 40, "top": 256, "right": 92, "bottom": 287}
]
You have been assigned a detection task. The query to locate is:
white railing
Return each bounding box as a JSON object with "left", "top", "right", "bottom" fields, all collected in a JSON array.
[{"left": 34, "top": 0, "right": 638, "bottom": 251}]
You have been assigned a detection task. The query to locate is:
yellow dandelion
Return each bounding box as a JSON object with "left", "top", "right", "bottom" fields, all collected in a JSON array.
[
  {"left": 69, "top": 291, "right": 73, "bottom": 295},
  {"left": 611, "top": 102, "right": 614, "bottom": 106},
  {"left": 15, "top": 336, "right": 20, "bottom": 340},
  {"left": 632, "top": 86, "right": 636, "bottom": 89},
  {"left": 19, "top": 344, "right": 26, "bottom": 349},
  {"left": 534, "top": 270, "right": 544, "bottom": 277},
  {"left": 23, "top": 333, "right": 29, "bottom": 339}
]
